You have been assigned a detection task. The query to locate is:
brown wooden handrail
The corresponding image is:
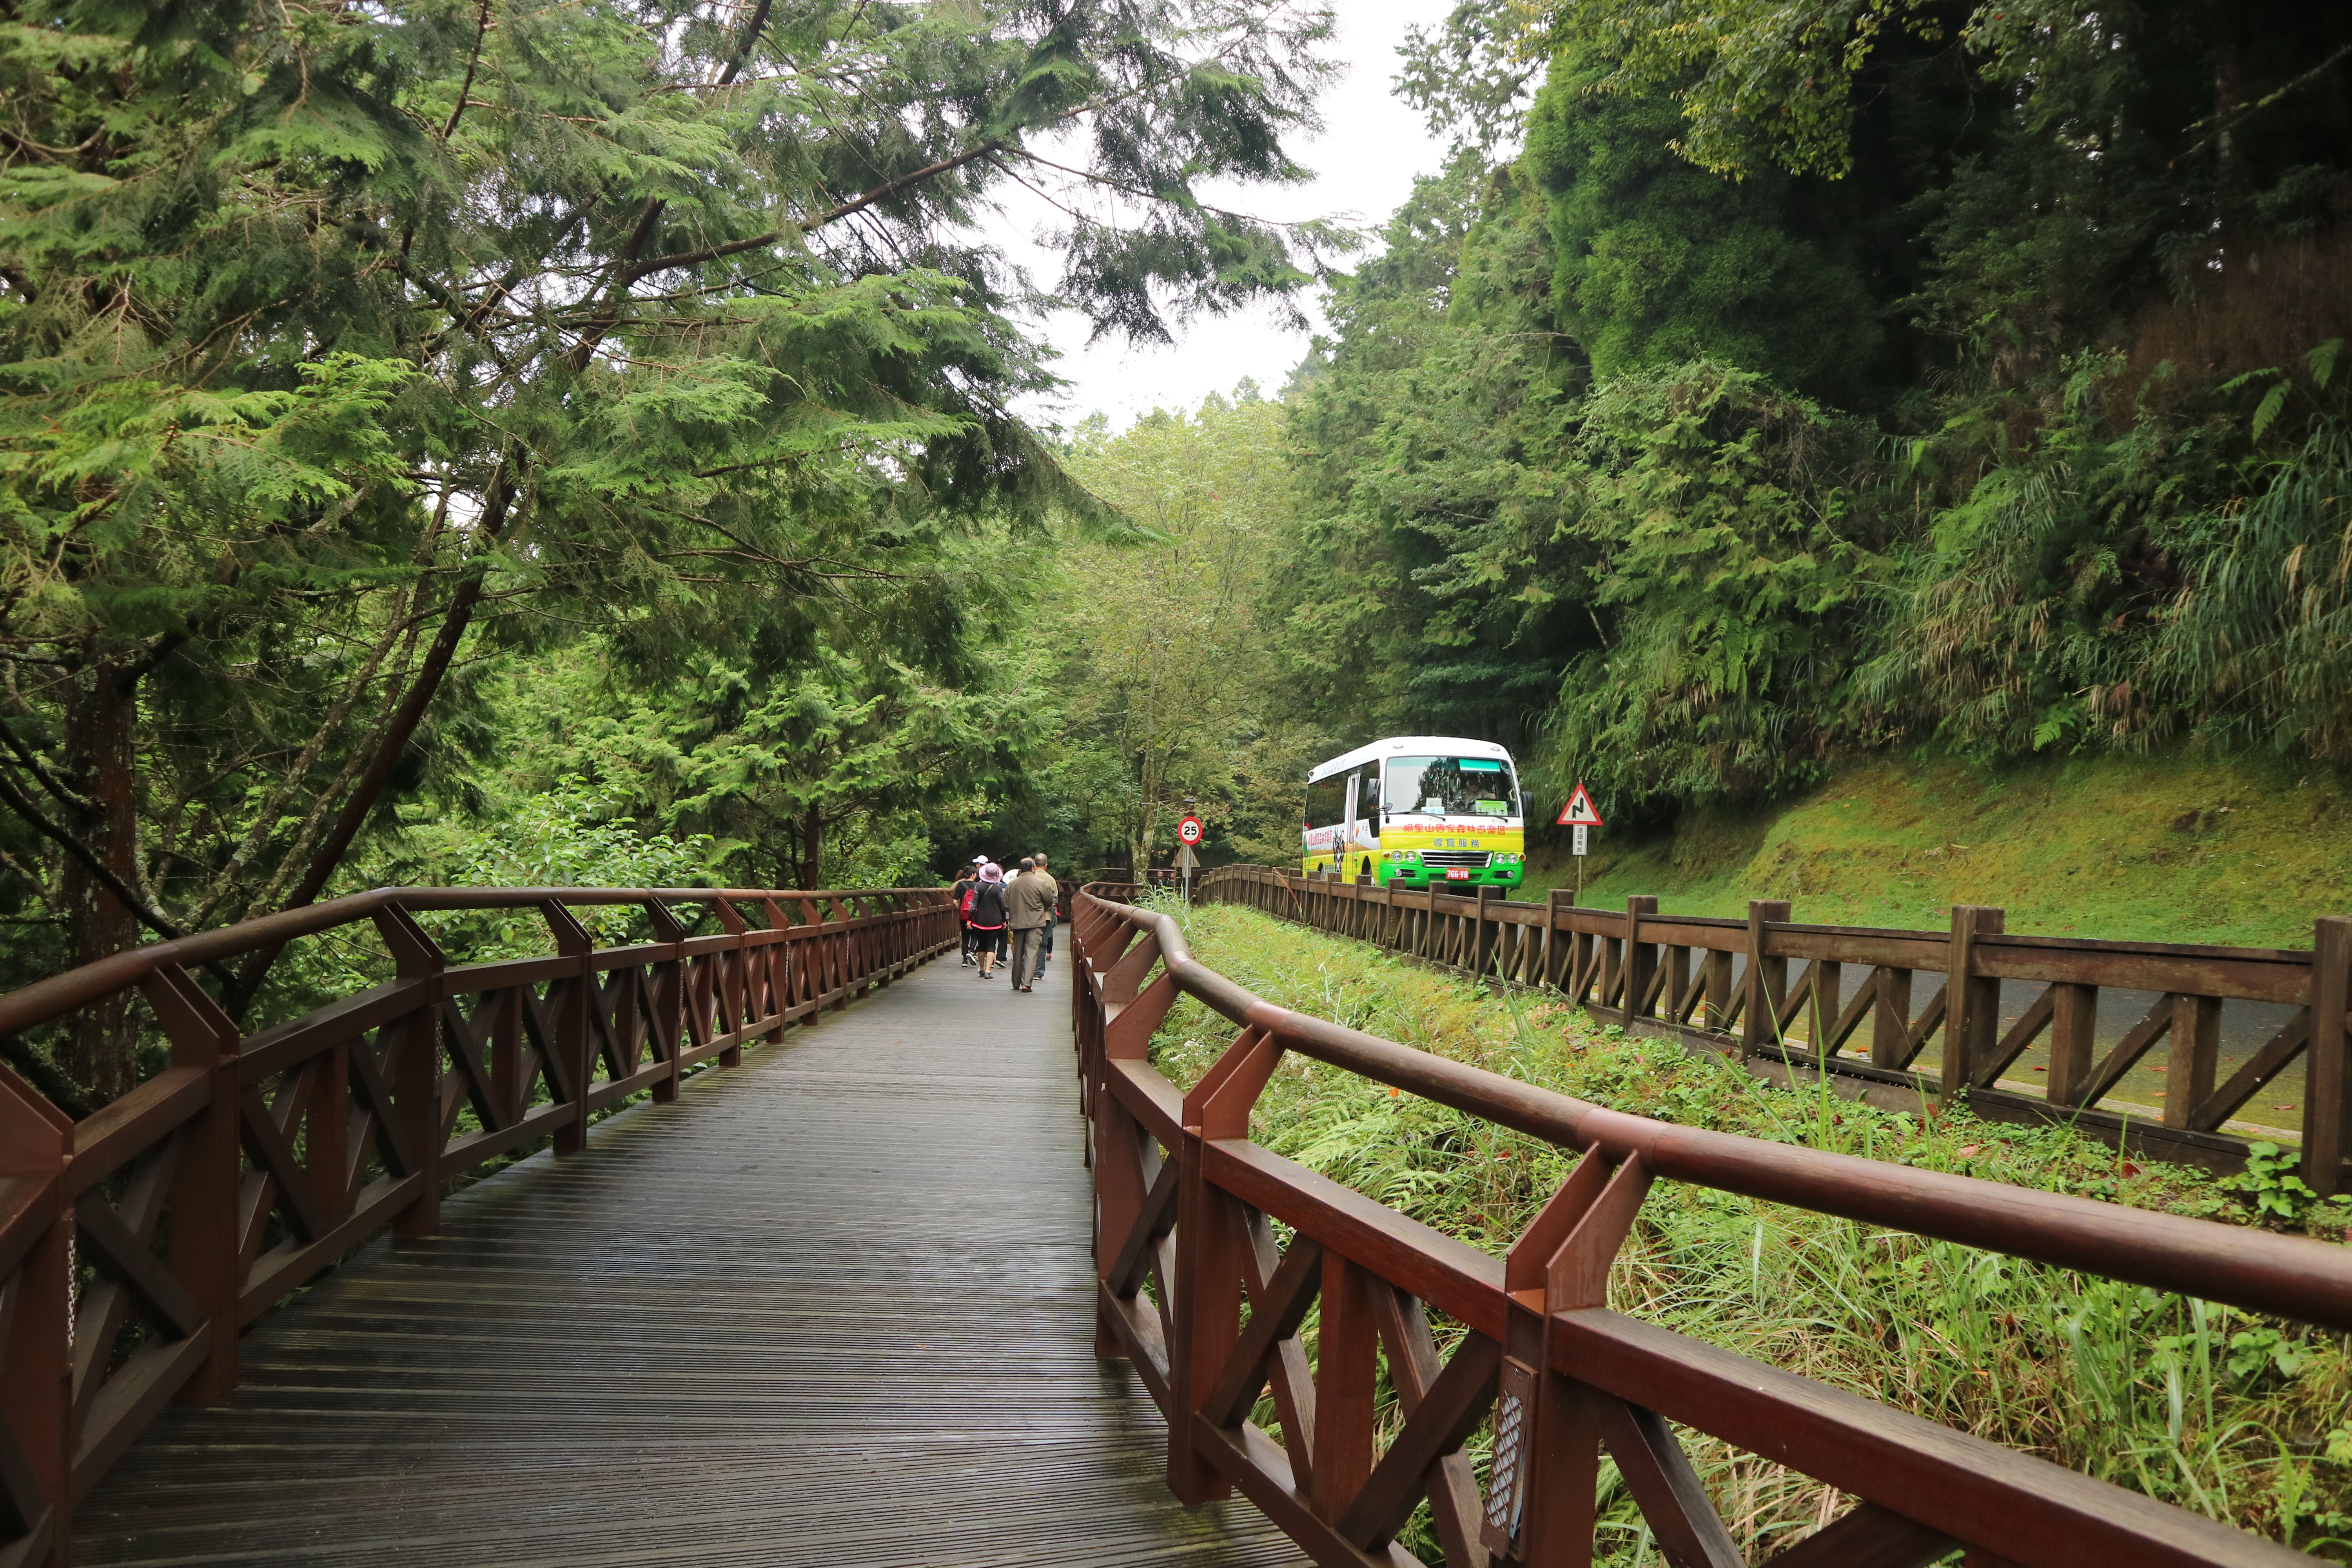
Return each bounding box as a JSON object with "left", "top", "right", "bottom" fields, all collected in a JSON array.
[
  {"left": 0, "top": 884, "right": 958, "bottom": 1567},
  {"left": 1185, "top": 864, "right": 2352, "bottom": 1195},
  {"left": 1070, "top": 883, "right": 2339, "bottom": 1567}
]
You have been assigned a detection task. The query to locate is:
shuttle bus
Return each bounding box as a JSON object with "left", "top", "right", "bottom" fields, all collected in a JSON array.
[{"left": 1301, "top": 736, "right": 1526, "bottom": 891}]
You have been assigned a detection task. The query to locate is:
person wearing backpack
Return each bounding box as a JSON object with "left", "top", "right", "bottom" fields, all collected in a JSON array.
[
  {"left": 965, "top": 863, "right": 1008, "bottom": 980},
  {"left": 951, "top": 858, "right": 983, "bottom": 965}
]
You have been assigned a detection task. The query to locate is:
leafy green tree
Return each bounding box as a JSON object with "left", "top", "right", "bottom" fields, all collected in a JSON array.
[
  {"left": 1031, "top": 390, "right": 1299, "bottom": 868},
  {"left": 0, "top": 0, "right": 1345, "bottom": 1094}
]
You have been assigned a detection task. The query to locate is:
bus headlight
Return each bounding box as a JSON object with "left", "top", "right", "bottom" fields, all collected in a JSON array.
[
  {"left": 1495, "top": 852, "right": 1521, "bottom": 864},
  {"left": 1382, "top": 849, "right": 1417, "bottom": 863}
]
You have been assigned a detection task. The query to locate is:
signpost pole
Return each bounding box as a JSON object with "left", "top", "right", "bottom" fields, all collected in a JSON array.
[
  {"left": 1557, "top": 782, "right": 1603, "bottom": 910},
  {"left": 1174, "top": 813, "right": 1206, "bottom": 906}
]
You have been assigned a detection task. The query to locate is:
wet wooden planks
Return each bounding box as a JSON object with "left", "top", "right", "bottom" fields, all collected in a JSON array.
[{"left": 76, "top": 941, "right": 1303, "bottom": 1567}]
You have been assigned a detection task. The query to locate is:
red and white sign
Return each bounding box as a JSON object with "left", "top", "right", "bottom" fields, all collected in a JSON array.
[
  {"left": 1176, "top": 815, "right": 1205, "bottom": 847},
  {"left": 1556, "top": 783, "right": 1604, "bottom": 828}
]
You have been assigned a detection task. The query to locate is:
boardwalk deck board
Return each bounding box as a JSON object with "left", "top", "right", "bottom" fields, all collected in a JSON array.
[{"left": 76, "top": 940, "right": 1303, "bottom": 1568}]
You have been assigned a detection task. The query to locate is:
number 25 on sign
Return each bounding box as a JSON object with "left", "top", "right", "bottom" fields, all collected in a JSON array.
[{"left": 1557, "top": 783, "right": 1602, "bottom": 858}]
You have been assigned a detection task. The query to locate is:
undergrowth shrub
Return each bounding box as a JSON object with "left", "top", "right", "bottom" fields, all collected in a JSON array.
[{"left": 1145, "top": 900, "right": 2352, "bottom": 1563}]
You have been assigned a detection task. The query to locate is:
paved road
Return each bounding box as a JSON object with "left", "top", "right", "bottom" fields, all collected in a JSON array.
[{"left": 78, "top": 931, "right": 1303, "bottom": 1568}]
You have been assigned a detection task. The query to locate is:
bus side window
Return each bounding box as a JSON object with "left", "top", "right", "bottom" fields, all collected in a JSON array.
[
  {"left": 1357, "top": 764, "right": 1380, "bottom": 820},
  {"left": 1306, "top": 773, "right": 1345, "bottom": 828}
]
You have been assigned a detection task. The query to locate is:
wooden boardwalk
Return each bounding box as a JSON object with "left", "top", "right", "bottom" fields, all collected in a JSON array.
[{"left": 75, "top": 937, "right": 1304, "bottom": 1568}]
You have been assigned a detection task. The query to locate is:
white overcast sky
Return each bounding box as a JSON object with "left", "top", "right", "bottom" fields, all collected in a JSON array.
[{"left": 997, "top": 2, "right": 1454, "bottom": 432}]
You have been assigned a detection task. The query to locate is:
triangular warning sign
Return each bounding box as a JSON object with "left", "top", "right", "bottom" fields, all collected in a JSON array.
[{"left": 1557, "top": 782, "right": 1604, "bottom": 828}]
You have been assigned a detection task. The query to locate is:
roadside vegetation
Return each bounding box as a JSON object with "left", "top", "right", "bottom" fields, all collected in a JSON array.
[
  {"left": 1150, "top": 900, "right": 2352, "bottom": 1563},
  {"left": 1528, "top": 755, "right": 2352, "bottom": 950}
]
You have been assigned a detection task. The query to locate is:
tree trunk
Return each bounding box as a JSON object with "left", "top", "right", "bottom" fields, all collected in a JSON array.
[
  {"left": 60, "top": 654, "right": 140, "bottom": 1102},
  {"left": 799, "top": 803, "right": 823, "bottom": 890}
]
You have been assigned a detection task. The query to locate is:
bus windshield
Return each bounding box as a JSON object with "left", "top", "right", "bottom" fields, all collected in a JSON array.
[{"left": 1385, "top": 757, "right": 1518, "bottom": 818}]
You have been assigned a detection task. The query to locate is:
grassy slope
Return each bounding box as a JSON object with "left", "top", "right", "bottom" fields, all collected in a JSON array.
[
  {"left": 1523, "top": 754, "right": 2352, "bottom": 949},
  {"left": 1152, "top": 900, "right": 2352, "bottom": 1563}
]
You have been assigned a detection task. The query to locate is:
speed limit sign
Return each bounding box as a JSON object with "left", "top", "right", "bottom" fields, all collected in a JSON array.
[{"left": 1176, "top": 815, "right": 1205, "bottom": 846}]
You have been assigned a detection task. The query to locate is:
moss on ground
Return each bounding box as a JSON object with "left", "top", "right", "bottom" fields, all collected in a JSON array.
[
  {"left": 1149, "top": 899, "right": 2352, "bottom": 1563},
  {"left": 1521, "top": 754, "right": 2352, "bottom": 949}
]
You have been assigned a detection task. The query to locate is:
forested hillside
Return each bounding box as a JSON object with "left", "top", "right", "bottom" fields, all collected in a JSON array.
[
  {"left": 1030, "top": 0, "right": 2352, "bottom": 880},
  {"left": 1283, "top": 0, "right": 2352, "bottom": 807},
  {"left": 6, "top": 0, "right": 2350, "bottom": 1108}
]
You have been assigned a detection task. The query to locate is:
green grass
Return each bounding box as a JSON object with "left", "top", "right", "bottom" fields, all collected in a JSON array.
[
  {"left": 1147, "top": 899, "right": 2352, "bottom": 1565},
  {"left": 1525, "top": 754, "right": 2352, "bottom": 949}
]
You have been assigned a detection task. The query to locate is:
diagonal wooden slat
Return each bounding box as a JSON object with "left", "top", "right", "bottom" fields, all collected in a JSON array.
[
  {"left": 345, "top": 1021, "right": 419, "bottom": 1178},
  {"left": 1366, "top": 1281, "right": 1487, "bottom": 1568},
  {"left": 75, "top": 1187, "right": 203, "bottom": 1342},
  {"left": 1593, "top": 1394, "right": 1744, "bottom": 1568},
  {"left": 439, "top": 995, "right": 507, "bottom": 1129},
  {"left": 1107, "top": 1156, "right": 1182, "bottom": 1296},
  {"left": 1758, "top": 1500, "right": 1954, "bottom": 1568},
  {"left": 1819, "top": 972, "right": 1880, "bottom": 1055},
  {"left": 1892, "top": 986, "right": 1946, "bottom": 1068},
  {"left": 1333, "top": 1330, "right": 1499, "bottom": 1550},
  {"left": 1201, "top": 1229, "right": 1322, "bottom": 1428},
  {"left": 237, "top": 1078, "right": 330, "bottom": 1245},
  {"left": 1972, "top": 984, "right": 2057, "bottom": 1088},
  {"left": 2191, "top": 1008, "right": 2311, "bottom": 1131},
  {"left": 1239, "top": 1206, "right": 1319, "bottom": 1491},
  {"left": 2076, "top": 992, "right": 2177, "bottom": 1107},
  {"left": 1776, "top": 960, "right": 1822, "bottom": 1037}
]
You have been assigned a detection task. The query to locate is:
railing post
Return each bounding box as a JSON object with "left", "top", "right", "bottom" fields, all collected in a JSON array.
[
  {"left": 1491, "top": 1151, "right": 1653, "bottom": 1567},
  {"left": 1741, "top": 900, "right": 1792, "bottom": 1056},
  {"left": 1941, "top": 905, "right": 2004, "bottom": 1102},
  {"left": 709, "top": 898, "right": 750, "bottom": 1067},
  {"left": 643, "top": 899, "right": 688, "bottom": 1100},
  {"left": 2047, "top": 983, "right": 2099, "bottom": 1106},
  {"left": 1870, "top": 965, "right": 1915, "bottom": 1070},
  {"left": 374, "top": 904, "right": 447, "bottom": 1237},
  {"left": 144, "top": 964, "right": 243, "bottom": 1404},
  {"left": 0, "top": 1069, "right": 70, "bottom": 1568},
  {"left": 2306, "top": 916, "right": 2352, "bottom": 1198},
  {"left": 760, "top": 899, "right": 791, "bottom": 1041},
  {"left": 1621, "top": 896, "right": 1657, "bottom": 1029},
  {"left": 1544, "top": 889, "right": 1566, "bottom": 987},
  {"left": 1167, "top": 1023, "right": 1281, "bottom": 1506},
  {"left": 539, "top": 899, "right": 595, "bottom": 1153}
]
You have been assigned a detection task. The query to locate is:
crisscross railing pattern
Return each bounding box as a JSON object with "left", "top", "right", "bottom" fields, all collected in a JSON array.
[
  {"left": 1071, "top": 885, "right": 2352, "bottom": 1568},
  {"left": 0, "top": 885, "right": 955, "bottom": 1568},
  {"left": 1200, "top": 866, "right": 2352, "bottom": 1192}
]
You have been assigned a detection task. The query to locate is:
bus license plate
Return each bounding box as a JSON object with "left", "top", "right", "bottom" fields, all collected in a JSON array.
[{"left": 1445, "top": 869, "right": 1472, "bottom": 879}]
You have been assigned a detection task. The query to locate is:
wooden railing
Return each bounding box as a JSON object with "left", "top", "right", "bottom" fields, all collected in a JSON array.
[
  {"left": 1070, "top": 884, "right": 2352, "bottom": 1568},
  {"left": 0, "top": 884, "right": 956, "bottom": 1568},
  {"left": 1194, "top": 866, "right": 2352, "bottom": 1192}
]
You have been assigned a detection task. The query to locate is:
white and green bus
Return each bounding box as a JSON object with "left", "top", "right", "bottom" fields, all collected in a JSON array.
[{"left": 1301, "top": 736, "right": 1526, "bottom": 891}]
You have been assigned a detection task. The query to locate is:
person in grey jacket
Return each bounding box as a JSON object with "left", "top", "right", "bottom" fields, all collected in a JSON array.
[{"left": 1005, "top": 856, "right": 1058, "bottom": 993}]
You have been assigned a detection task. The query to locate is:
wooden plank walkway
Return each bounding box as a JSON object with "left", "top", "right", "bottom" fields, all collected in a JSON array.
[{"left": 75, "top": 936, "right": 1304, "bottom": 1567}]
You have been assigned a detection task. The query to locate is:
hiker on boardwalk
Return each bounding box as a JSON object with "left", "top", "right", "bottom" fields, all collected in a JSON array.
[
  {"left": 966, "top": 863, "right": 1008, "bottom": 980},
  {"left": 1007, "top": 856, "right": 1058, "bottom": 993},
  {"left": 1034, "top": 853, "right": 1061, "bottom": 967},
  {"left": 952, "top": 856, "right": 984, "bottom": 965}
]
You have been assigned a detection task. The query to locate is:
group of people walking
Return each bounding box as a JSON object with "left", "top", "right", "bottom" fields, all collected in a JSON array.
[{"left": 951, "top": 853, "right": 1059, "bottom": 993}]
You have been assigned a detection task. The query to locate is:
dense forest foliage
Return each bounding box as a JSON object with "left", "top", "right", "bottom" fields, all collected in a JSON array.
[
  {"left": 0, "top": 0, "right": 1342, "bottom": 1098},
  {"left": 5, "top": 0, "right": 2350, "bottom": 1105},
  {"left": 1031, "top": 0, "right": 2352, "bottom": 867}
]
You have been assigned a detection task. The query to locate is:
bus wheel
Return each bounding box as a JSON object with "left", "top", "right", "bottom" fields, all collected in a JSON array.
[{"left": 1360, "top": 857, "right": 1372, "bottom": 879}]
